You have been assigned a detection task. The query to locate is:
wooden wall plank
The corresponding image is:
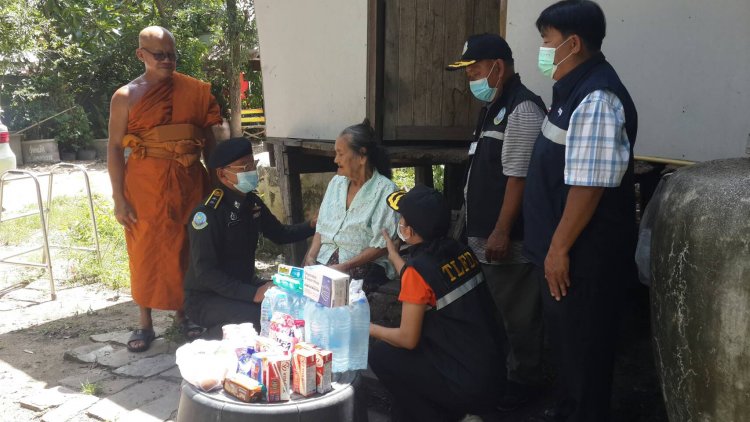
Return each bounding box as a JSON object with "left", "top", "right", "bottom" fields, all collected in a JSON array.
[
  {"left": 441, "top": 0, "right": 460, "bottom": 127},
  {"left": 397, "top": 0, "right": 417, "bottom": 128},
  {"left": 383, "top": 0, "right": 400, "bottom": 140},
  {"left": 427, "top": 0, "right": 446, "bottom": 126},
  {"left": 413, "top": 0, "right": 432, "bottom": 126}
]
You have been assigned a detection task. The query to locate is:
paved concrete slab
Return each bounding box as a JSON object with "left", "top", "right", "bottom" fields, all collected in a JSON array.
[
  {"left": 117, "top": 383, "right": 180, "bottom": 422},
  {"left": 157, "top": 366, "right": 182, "bottom": 381},
  {"left": 90, "top": 327, "right": 166, "bottom": 346},
  {"left": 113, "top": 354, "right": 176, "bottom": 378},
  {"left": 41, "top": 394, "right": 99, "bottom": 422},
  {"left": 58, "top": 369, "right": 139, "bottom": 396},
  {"left": 63, "top": 344, "right": 115, "bottom": 364},
  {"left": 96, "top": 338, "right": 172, "bottom": 368},
  {"left": 20, "top": 385, "right": 79, "bottom": 411},
  {"left": 85, "top": 379, "right": 178, "bottom": 421}
]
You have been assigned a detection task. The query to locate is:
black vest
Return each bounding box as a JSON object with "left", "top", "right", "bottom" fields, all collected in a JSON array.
[
  {"left": 466, "top": 74, "right": 546, "bottom": 240},
  {"left": 523, "top": 53, "right": 638, "bottom": 278},
  {"left": 404, "top": 239, "right": 504, "bottom": 397}
]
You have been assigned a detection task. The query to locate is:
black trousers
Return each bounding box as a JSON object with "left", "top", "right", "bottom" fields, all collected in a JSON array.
[
  {"left": 534, "top": 265, "right": 623, "bottom": 422},
  {"left": 184, "top": 292, "right": 261, "bottom": 336},
  {"left": 369, "top": 341, "right": 492, "bottom": 422}
]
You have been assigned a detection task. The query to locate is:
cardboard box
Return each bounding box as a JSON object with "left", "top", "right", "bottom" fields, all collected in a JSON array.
[
  {"left": 316, "top": 349, "right": 333, "bottom": 394},
  {"left": 223, "top": 374, "right": 263, "bottom": 403},
  {"left": 265, "top": 355, "right": 291, "bottom": 402},
  {"left": 292, "top": 348, "right": 317, "bottom": 396},
  {"left": 295, "top": 343, "right": 332, "bottom": 394},
  {"left": 303, "top": 265, "right": 350, "bottom": 307}
]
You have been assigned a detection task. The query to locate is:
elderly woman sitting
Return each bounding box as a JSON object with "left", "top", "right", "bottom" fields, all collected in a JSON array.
[{"left": 303, "top": 119, "right": 398, "bottom": 290}]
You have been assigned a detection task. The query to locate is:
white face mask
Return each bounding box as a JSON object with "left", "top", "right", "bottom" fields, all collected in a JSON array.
[{"left": 397, "top": 224, "right": 409, "bottom": 242}]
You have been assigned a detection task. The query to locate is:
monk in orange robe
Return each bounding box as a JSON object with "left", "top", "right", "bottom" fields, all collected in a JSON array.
[{"left": 107, "top": 26, "right": 222, "bottom": 352}]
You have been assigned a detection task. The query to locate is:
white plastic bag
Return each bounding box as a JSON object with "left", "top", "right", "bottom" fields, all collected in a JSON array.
[{"left": 175, "top": 339, "right": 236, "bottom": 392}]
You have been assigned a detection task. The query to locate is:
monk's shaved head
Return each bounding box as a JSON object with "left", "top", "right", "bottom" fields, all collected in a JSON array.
[{"left": 138, "top": 26, "right": 175, "bottom": 48}]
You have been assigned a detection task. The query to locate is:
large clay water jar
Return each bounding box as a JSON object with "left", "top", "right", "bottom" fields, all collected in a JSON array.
[{"left": 651, "top": 158, "right": 750, "bottom": 421}]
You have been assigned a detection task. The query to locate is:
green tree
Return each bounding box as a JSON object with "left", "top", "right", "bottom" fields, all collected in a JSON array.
[{"left": 2, "top": 0, "right": 261, "bottom": 140}]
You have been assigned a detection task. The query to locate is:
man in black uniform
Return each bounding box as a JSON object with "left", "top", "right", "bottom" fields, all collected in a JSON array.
[{"left": 183, "top": 138, "right": 315, "bottom": 334}]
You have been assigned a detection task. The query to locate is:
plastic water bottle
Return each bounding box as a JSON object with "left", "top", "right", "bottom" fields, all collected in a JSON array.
[
  {"left": 0, "top": 118, "right": 16, "bottom": 174},
  {"left": 305, "top": 302, "right": 330, "bottom": 349},
  {"left": 260, "top": 287, "right": 280, "bottom": 336},
  {"left": 329, "top": 306, "right": 351, "bottom": 373},
  {"left": 287, "top": 291, "right": 306, "bottom": 320},
  {"left": 348, "top": 297, "right": 370, "bottom": 370},
  {"left": 274, "top": 291, "right": 291, "bottom": 316}
]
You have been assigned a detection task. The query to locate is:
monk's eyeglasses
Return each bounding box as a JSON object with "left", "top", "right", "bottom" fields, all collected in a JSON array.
[{"left": 141, "top": 48, "right": 178, "bottom": 62}]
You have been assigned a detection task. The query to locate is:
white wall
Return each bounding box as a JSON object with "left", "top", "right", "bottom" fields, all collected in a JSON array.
[
  {"left": 507, "top": 0, "right": 750, "bottom": 162},
  {"left": 254, "top": 0, "right": 368, "bottom": 140}
]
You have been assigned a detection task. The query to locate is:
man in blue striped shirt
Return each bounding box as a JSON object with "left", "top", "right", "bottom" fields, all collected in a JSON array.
[{"left": 523, "top": 1, "right": 638, "bottom": 421}]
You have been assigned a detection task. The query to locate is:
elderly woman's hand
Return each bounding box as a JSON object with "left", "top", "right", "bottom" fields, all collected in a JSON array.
[{"left": 381, "top": 229, "right": 399, "bottom": 258}]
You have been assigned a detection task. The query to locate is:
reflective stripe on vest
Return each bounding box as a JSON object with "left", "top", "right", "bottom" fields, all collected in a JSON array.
[
  {"left": 541, "top": 117, "right": 567, "bottom": 145},
  {"left": 435, "top": 272, "right": 485, "bottom": 310},
  {"left": 480, "top": 130, "right": 505, "bottom": 141}
]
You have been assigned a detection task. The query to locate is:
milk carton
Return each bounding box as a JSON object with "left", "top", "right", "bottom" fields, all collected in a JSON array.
[
  {"left": 264, "top": 355, "right": 291, "bottom": 402},
  {"left": 295, "top": 342, "right": 333, "bottom": 394},
  {"left": 316, "top": 349, "right": 333, "bottom": 394},
  {"left": 303, "top": 265, "right": 350, "bottom": 307},
  {"left": 292, "top": 348, "right": 317, "bottom": 396}
]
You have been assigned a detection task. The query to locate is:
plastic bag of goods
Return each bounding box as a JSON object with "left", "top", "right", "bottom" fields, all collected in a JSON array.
[
  {"left": 176, "top": 340, "right": 236, "bottom": 392},
  {"left": 269, "top": 312, "right": 302, "bottom": 353}
]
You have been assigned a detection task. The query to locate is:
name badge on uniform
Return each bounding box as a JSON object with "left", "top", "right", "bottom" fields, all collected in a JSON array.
[
  {"left": 468, "top": 142, "right": 478, "bottom": 156},
  {"left": 493, "top": 107, "right": 506, "bottom": 125}
]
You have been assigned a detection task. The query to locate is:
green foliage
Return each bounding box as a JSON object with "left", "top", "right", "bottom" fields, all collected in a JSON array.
[
  {"left": 1, "top": 0, "right": 262, "bottom": 138},
  {"left": 391, "top": 165, "right": 445, "bottom": 192},
  {"left": 80, "top": 381, "right": 103, "bottom": 396},
  {"left": 55, "top": 105, "right": 93, "bottom": 152}
]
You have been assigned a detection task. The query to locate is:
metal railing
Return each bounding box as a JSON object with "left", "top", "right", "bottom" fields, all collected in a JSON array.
[{"left": 0, "top": 163, "right": 101, "bottom": 300}]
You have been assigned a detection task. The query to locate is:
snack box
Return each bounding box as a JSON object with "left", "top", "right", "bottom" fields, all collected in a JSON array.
[
  {"left": 303, "top": 265, "right": 350, "bottom": 307},
  {"left": 292, "top": 347, "right": 317, "bottom": 397},
  {"left": 295, "top": 342, "right": 333, "bottom": 394},
  {"left": 223, "top": 373, "right": 263, "bottom": 403},
  {"left": 272, "top": 273, "right": 303, "bottom": 294},
  {"left": 264, "top": 355, "right": 291, "bottom": 402},
  {"left": 278, "top": 264, "right": 304, "bottom": 280}
]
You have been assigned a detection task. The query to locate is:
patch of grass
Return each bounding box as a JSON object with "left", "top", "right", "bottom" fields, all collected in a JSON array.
[
  {"left": 0, "top": 194, "right": 130, "bottom": 291},
  {"left": 80, "top": 381, "right": 103, "bottom": 396}
]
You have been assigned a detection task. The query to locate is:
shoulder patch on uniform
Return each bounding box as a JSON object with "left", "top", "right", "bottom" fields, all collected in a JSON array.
[
  {"left": 192, "top": 211, "right": 208, "bottom": 230},
  {"left": 205, "top": 188, "right": 223, "bottom": 209},
  {"left": 493, "top": 107, "right": 507, "bottom": 125}
]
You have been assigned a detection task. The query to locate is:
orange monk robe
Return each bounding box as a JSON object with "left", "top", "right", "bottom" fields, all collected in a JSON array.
[{"left": 124, "top": 72, "right": 222, "bottom": 310}]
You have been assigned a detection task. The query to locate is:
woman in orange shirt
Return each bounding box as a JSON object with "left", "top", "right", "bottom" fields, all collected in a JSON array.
[{"left": 369, "top": 186, "right": 505, "bottom": 422}]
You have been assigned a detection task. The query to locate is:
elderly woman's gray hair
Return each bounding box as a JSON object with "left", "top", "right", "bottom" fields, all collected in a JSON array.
[{"left": 340, "top": 118, "right": 392, "bottom": 179}]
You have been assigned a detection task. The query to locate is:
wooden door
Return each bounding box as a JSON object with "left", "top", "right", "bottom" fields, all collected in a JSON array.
[{"left": 379, "top": 0, "right": 502, "bottom": 142}]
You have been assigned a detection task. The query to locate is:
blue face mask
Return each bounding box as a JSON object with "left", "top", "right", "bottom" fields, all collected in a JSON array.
[
  {"left": 231, "top": 170, "right": 259, "bottom": 193},
  {"left": 469, "top": 62, "right": 498, "bottom": 102}
]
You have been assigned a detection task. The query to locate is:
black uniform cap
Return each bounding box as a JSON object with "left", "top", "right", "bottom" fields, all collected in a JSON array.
[
  {"left": 446, "top": 33, "right": 513, "bottom": 71},
  {"left": 386, "top": 185, "right": 450, "bottom": 241},
  {"left": 206, "top": 137, "right": 253, "bottom": 169}
]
